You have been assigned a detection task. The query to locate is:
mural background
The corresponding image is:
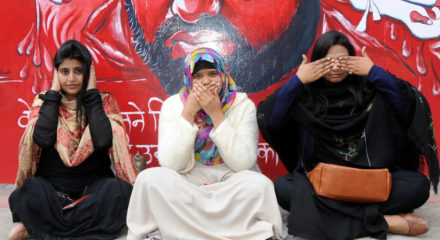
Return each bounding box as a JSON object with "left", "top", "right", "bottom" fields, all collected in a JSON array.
[{"left": 1, "top": 0, "right": 439, "bottom": 184}]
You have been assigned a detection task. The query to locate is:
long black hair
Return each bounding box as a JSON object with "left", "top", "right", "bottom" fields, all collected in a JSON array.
[
  {"left": 53, "top": 39, "right": 92, "bottom": 131},
  {"left": 300, "top": 31, "right": 374, "bottom": 116}
]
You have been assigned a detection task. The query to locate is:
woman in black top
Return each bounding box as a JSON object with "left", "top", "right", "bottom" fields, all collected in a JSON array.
[{"left": 9, "top": 40, "right": 137, "bottom": 240}]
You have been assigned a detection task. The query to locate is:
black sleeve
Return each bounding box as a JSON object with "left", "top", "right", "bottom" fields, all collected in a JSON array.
[
  {"left": 257, "top": 89, "right": 300, "bottom": 173},
  {"left": 33, "top": 90, "right": 62, "bottom": 147},
  {"left": 84, "top": 89, "right": 113, "bottom": 150}
]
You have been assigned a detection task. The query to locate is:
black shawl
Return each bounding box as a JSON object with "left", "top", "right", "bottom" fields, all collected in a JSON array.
[{"left": 258, "top": 77, "right": 439, "bottom": 192}]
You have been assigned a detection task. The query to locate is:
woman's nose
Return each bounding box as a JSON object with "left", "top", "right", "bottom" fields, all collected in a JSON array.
[
  {"left": 67, "top": 72, "right": 75, "bottom": 81},
  {"left": 171, "top": 0, "right": 220, "bottom": 23},
  {"left": 201, "top": 77, "right": 210, "bottom": 85}
]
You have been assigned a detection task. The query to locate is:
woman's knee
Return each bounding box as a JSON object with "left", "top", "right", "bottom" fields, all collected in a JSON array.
[
  {"left": 274, "top": 175, "right": 293, "bottom": 194},
  {"left": 382, "top": 170, "right": 431, "bottom": 213},
  {"left": 274, "top": 174, "right": 294, "bottom": 210},
  {"left": 409, "top": 172, "right": 431, "bottom": 204},
  {"left": 135, "top": 167, "right": 176, "bottom": 184},
  {"left": 393, "top": 170, "right": 430, "bottom": 200},
  {"left": 234, "top": 171, "right": 274, "bottom": 194}
]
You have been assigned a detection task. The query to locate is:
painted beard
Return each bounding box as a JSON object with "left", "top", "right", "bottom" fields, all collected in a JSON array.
[{"left": 126, "top": 0, "right": 320, "bottom": 94}]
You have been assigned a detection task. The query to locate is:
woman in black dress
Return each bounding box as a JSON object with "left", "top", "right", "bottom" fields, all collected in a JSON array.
[
  {"left": 258, "top": 31, "right": 438, "bottom": 239},
  {"left": 9, "top": 40, "right": 137, "bottom": 240}
]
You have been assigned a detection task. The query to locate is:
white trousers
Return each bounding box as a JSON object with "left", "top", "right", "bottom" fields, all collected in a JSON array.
[{"left": 127, "top": 163, "right": 285, "bottom": 240}]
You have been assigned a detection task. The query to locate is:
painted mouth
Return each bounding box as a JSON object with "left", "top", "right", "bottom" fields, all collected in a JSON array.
[
  {"left": 410, "top": 3, "right": 440, "bottom": 24},
  {"left": 166, "top": 30, "right": 236, "bottom": 59}
]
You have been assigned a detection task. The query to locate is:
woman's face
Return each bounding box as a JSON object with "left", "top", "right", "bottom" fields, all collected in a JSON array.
[
  {"left": 323, "top": 44, "right": 349, "bottom": 83},
  {"left": 191, "top": 68, "right": 223, "bottom": 95},
  {"left": 58, "top": 58, "right": 84, "bottom": 100}
]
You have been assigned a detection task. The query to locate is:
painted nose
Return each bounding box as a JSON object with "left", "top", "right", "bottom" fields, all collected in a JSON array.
[{"left": 171, "top": 0, "right": 220, "bottom": 23}]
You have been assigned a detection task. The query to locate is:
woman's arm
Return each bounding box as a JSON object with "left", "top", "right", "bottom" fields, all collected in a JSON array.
[
  {"left": 258, "top": 88, "right": 302, "bottom": 173},
  {"left": 269, "top": 74, "right": 305, "bottom": 129},
  {"left": 270, "top": 55, "right": 331, "bottom": 129},
  {"left": 84, "top": 89, "right": 113, "bottom": 150},
  {"left": 158, "top": 95, "right": 199, "bottom": 172},
  {"left": 367, "top": 65, "right": 406, "bottom": 115},
  {"left": 33, "top": 90, "right": 62, "bottom": 147},
  {"left": 210, "top": 95, "right": 259, "bottom": 172},
  {"left": 337, "top": 47, "right": 406, "bottom": 115}
]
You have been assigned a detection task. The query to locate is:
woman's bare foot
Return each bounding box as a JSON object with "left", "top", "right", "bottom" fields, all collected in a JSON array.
[
  {"left": 385, "top": 214, "right": 428, "bottom": 236},
  {"left": 8, "top": 223, "right": 31, "bottom": 240},
  {"left": 385, "top": 215, "right": 409, "bottom": 234}
]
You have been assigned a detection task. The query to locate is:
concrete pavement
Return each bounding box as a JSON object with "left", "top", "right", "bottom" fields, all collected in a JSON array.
[{"left": 1, "top": 184, "right": 439, "bottom": 239}]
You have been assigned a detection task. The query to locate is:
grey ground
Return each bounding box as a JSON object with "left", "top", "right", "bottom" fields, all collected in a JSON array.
[{"left": 1, "top": 184, "right": 439, "bottom": 239}]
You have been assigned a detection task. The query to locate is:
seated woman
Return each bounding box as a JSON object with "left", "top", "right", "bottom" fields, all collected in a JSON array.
[
  {"left": 9, "top": 40, "right": 137, "bottom": 240},
  {"left": 257, "top": 31, "right": 439, "bottom": 239},
  {"left": 127, "top": 48, "right": 285, "bottom": 240}
]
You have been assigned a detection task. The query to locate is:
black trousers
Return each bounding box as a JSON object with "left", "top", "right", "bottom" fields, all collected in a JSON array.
[
  {"left": 9, "top": 176, "right": 132, "bottom": 240},
  {"left": 275, "top": 170, "right": 430, "bottom": 239},
  {"left": 275, "top": 169, "right": 430, "bottom": 214}
]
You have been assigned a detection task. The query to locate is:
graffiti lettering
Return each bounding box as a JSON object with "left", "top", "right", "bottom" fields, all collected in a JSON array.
[
  {"left": 121, "top": 102, "right": 145, "bottom": 133},
  {"left": 258, "top": 143, "right": 280, "bottom": 166},
  {"left": 17, "top": 98, "right": 31, "bottom": 128},
  {"left": 128, "top": 144, "right": 158, "bottom": 165},
  {"left": 148, "top": 97, "right": 164, "bottom": 132}
]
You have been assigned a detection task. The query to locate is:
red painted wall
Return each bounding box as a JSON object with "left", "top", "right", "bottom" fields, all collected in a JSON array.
[{"left": 1, "top": 0, "right": 439, "bottom": 184}]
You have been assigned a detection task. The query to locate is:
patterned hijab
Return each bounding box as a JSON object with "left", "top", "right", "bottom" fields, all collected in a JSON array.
[{"left": 179, "top": 48, "right": 237, "bottom": 166}]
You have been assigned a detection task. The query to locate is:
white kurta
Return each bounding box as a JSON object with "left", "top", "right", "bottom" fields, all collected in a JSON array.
[{"left": 127, "top": 93, "right": 285, "bottom": 240}]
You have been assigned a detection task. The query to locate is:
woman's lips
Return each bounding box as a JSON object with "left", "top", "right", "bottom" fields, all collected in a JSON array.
[
  {"left": 166, "top": 30, "right": 236, "bottom": 59},
  {"left": 329, "top": 73, "right": 343, "bottom": 78},
  {"left": 66, "top": 84, "right": 80, "bottom": 89}
]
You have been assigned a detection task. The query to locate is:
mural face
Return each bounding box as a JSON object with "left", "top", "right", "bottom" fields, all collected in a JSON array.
[
  {"left": 352, "top": 0, "right": 440, "bottom": 38},
  {"left": 0, "top": 0, "right": 439, "bottom": 183},
  {"left": 127, "top": 0, "right": 318, "bottom": 93}
]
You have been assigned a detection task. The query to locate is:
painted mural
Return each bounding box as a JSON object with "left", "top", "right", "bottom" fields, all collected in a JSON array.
[{"left": 1, "top": 0, "right": 439, "bottom": 183}]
